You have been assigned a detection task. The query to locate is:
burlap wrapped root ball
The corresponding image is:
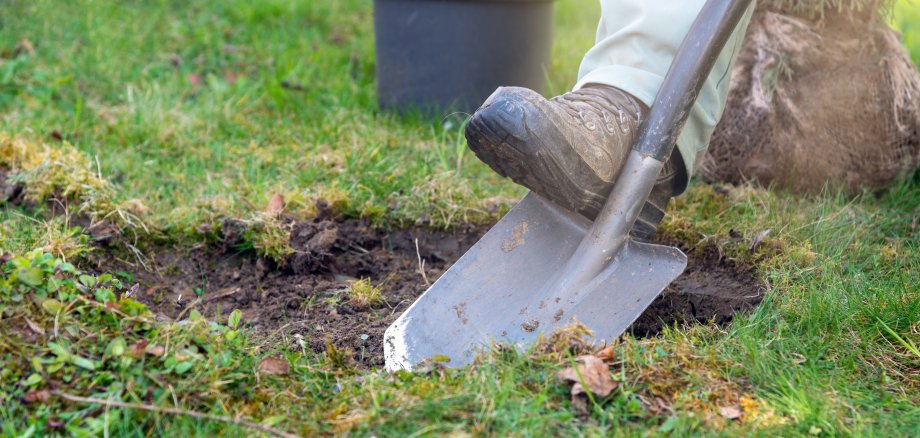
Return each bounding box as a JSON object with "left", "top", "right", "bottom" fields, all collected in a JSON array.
[{"left": 700, "top": 1, "right": 920, "bottom": 193}]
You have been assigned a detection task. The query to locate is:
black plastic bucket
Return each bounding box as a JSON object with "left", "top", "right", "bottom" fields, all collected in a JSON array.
[{"left": 373, "top": 0, "right": 555, "bottom": 116}]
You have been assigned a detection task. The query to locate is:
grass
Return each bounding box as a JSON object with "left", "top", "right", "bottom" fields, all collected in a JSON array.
[
  {"left": 346, "top": 278, "right": 384, "bottom": 309},
  {"left": 1, "top": 0, "right": 919, "bottom": 436},
  {"left": 0, "top": 0, "right": 537, "bottom": 234},
  {"left": 893, "top": 0, "right": 920, "bottom": 64}
]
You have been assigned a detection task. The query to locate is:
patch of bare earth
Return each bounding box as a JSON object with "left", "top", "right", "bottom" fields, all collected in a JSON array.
[{"left": 91, "top": 216, "right": 764, "bottom": 367}]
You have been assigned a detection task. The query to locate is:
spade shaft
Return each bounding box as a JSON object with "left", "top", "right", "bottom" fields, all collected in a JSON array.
[{"left": 559, "top": 0, "right": 754, "bottom": 290}]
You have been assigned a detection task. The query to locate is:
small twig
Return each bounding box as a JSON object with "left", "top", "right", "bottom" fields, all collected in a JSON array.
[
  {"left": 52, "top": 391, "right": 299, "bottom": 438},
  {"left": 414, "top": 238, "right": 430, "bottom": 287},
  {"left": 94, "top": 155, "right": 104, "bottom": 181},
  {"left": 77, "top": 297, "right": 148, "bottom": 323},
  {"left": 348, "top": 243, "right": 369, "bottom": 254},
  {"left": 202, "top": 287, "right": 241, "bottom": 304},
  {"left": 167, "top": 383, "right": 179, "bottom": 408},
  {"left": 266, "top": 320, "right": 309, "bottom": 341},
  {"left": 124, "top": 242, "right": 150, "bottom": 272},
  {"left": 389, "top": 299, "right": 409, "bottom": 316},
  {"left": 23, "top": 317, "right": 45, "bottom": 336}
]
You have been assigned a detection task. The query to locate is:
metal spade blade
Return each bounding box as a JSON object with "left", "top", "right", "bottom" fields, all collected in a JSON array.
[{"left": 384, "top": 193, "right": 686, "bottom": 370}]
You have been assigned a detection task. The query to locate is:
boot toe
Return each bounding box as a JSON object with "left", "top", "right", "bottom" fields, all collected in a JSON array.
[{"left": 467, "top": 87, "right": 551, "bottom": 152}]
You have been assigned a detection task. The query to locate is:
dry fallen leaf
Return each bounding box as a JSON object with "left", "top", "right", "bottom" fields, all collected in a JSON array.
[
  {"left": 594, "top": 344, "right": 616, "bottom": 363},
  {"left": 147, "top": 345, "right": 166, "bottom": 356},
  {"left": 258, "top": 357, "right": 290, "bottom": 376},
  {"left": 24, "top": 390, "right": 50, "bottom": 404},
  {"left": 129, "top": 339, "right": 149, "bottom": 357},
  {"left": 24, "top": 318, "right": 45, "bottom": 336},
  {"left": 556, "top": 355, "right": 617, "bottom": 398},
  {"left": 640, "top": 394, "right": 673, "bottom": 416},
  {"left": 266, "top": 192, "right": 285, "bottom": 216},
  {"left": 719, "top": 405, "right": 742, "bottom": 420},
  {"left": 17, "top": 38, "right": 35, "bottom": 56}
]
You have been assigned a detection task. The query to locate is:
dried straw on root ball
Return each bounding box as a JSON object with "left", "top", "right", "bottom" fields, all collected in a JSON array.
[{"left": 701, "top": 1, "right": 920, "bottom": 193}]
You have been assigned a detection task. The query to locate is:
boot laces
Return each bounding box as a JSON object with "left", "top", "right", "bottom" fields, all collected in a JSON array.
[{"left": 553, "top": 87, "right": 643, "bottom": 135}]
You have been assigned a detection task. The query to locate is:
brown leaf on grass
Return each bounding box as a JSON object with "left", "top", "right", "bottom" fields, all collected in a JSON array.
[
  {"left": 16, "top": 38, "right": 35, "bottom": 57},
  {"left": 258, "top": 357, "right": 289, "bottom": 376},
  {"left": 129, "top": 339, "right": 149, "bottom": 357},
  {"left": 24, "top": 318, "right": 45, "bottom": 336},
  {"left": 640, "top": 394, "right": 673, "bottom": 416},
  {"left": 556, "top": 355, "right": 617, "bottom": 397},
  {"left": 719, "top": 405, "right": 742, "bottom": 420},
  {"left": 147, "top": 345, "right": 166, "bottom": 356},
  {"left": 594, "top": 344, "right": 616, "bottom": 363},
  {"left": 266, "top": 192, "right": 285, "bottom": 216},
  {"left": 24, "top": 390, "right": 51, "bottom": 403}
]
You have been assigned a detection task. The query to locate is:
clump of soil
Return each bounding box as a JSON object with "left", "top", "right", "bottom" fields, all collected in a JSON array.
[
  {"left": 630, "top": 240, "right": 764, "bottom": 337},
  {"left": 92, "top": 217, "right": 764, "bottom": 367},
  {"left": 0, "top": 168, "right": 26, "bottom": 207}
]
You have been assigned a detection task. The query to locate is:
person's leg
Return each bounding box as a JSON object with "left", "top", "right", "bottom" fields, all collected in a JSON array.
[
  {"left": 575, "top": 0, "right": 753, "bottom": 188},
  {"left": 465, "top": 0, "right": 753, "bottom": 241}
]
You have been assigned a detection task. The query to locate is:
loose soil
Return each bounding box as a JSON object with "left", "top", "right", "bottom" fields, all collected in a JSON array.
[{"left": 91, "top": 217, "right": 764, "bottom": 367}]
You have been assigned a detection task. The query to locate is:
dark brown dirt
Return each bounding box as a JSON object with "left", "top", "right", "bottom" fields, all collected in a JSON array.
[
  {"left": 91, "top": 217, "right": 764, "bottom": 368},
  {"left": 0, "top": 168, "right": 26, "bottom": 207},
  {"left": 630, "top": 239, "right": 764, "bottom": 337}
]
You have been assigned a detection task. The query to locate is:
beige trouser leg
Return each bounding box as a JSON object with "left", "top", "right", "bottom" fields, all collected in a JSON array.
[{"left": 575, "top": 0, "right": 755, "bottom": 188}]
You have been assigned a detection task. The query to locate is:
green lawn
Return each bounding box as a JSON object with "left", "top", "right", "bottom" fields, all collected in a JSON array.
[
  {"left": 893, "top": 0, "right": 920, "bottom": 65},
  {"left": 1, "top": 0, "right": 919, "bottom": 436}
]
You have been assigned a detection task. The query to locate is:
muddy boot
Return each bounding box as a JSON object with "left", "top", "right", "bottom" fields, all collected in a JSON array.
[{"left": 465, "top": 84, "right": 684, "bottom": 242}]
